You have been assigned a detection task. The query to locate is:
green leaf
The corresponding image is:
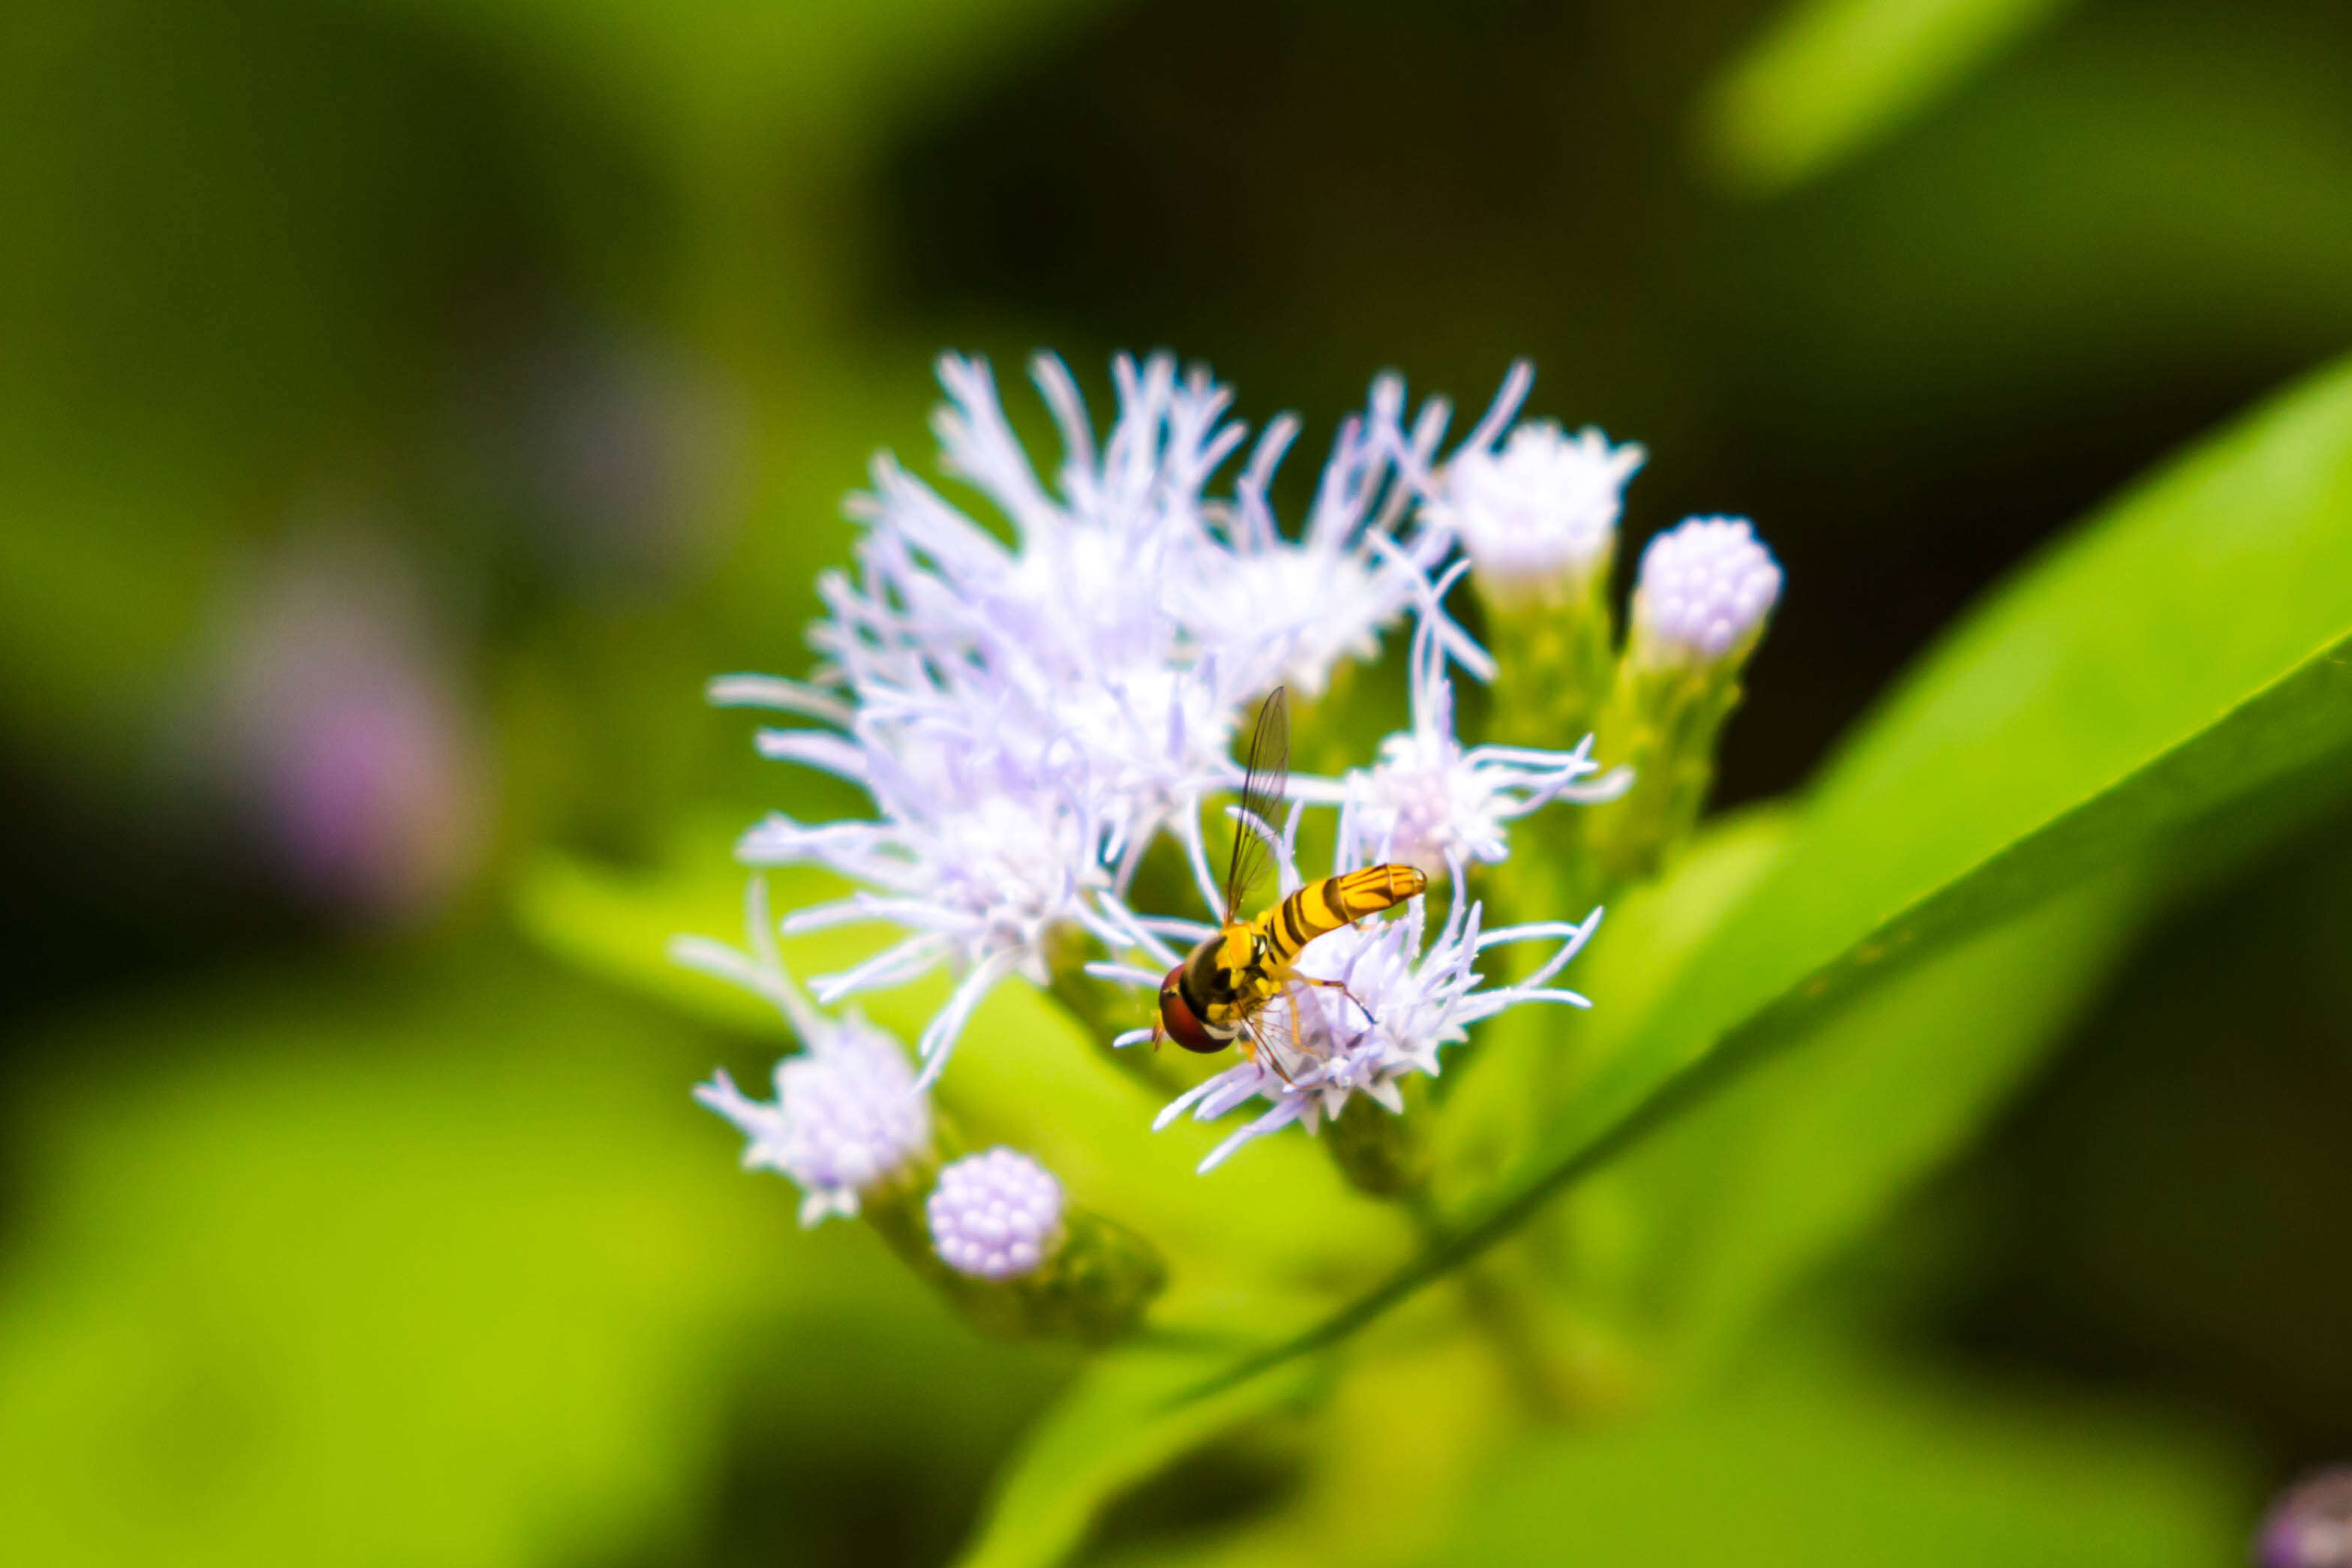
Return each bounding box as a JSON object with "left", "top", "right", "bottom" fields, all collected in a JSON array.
[
  {"left": 954, "top": 1344, "right": 1318, "bottom": 1568},
  {"left": 1438, "top": 807, "right": 1795, "bottom": 1200},
  {"left": 1423, "top": 1353, "right": 2250, "bottom": 1566},
  {"left": 0, "top": 949, "right": 1050, "bottom": 1568},
  {"left": 1732, "top": 16, "right": 2352, "bottom": 411},
  {"left": 1471, "top": 824, "right": 2144, "bottom": 1385},
  {"left": 962, "top": 1302, "right": 1567, "bottom": 1568},
  {"left": 1697, "top": 0, "right": 2076, "bottom": 194},
  {"left": 1589, "top": 874, "right": 2144, "bottom": 1377},
  {"left": 1195, "top": 351, "right": 2352, "bottom": 1397},
  {"left": 513, "top": 814, "right": 784, "bottom": 1033}
]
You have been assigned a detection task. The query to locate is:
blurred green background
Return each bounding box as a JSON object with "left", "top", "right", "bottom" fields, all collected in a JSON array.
[{"left": 4, "top": 0, "right": 2350, "bottom": 1563}]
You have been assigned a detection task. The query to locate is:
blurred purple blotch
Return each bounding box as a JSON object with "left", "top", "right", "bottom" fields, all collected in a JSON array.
[
  {"left": 2259, "top": 1467, "right": 2352, "bottom": 1568},
  {"left": 195, "top": 522, "right": 487, "bottom": 922}
]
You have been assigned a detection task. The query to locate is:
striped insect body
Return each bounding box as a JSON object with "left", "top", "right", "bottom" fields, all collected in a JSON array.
[{"left": 1154, "top": 689, "right": 1429, "bottom": 1081}]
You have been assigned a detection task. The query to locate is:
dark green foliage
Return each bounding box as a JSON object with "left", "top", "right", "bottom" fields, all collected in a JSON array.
[{"left": 6, "top": 1, "right": 2350, "bottom": 1565}]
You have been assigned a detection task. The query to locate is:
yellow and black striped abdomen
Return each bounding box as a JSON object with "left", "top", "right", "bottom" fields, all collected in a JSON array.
[{"left": 1260, "top": 864, "right": 1426, "bottom": 966}]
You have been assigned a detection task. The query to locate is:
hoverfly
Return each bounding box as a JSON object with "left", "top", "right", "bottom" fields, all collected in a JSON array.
[{"left": 1153, "top": 687, "right": 1427, "bottom": 1080}]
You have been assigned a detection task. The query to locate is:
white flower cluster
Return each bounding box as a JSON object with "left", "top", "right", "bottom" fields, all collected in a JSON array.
[
  {"left": 1429, "top": 416, "right": 1645, "bottom": 592},
  {"left": 688, "top": 883, "right": 1081, "bottom": 1282},
  {"left": 681, "top": 880, "right": 932, "bottom": 1226},
  {"left": 724, "top": 352, "right": 1518, "bottom": 1088},
  {"left": 706, "top": 350, "right": 1745, "bottom": 1170}
]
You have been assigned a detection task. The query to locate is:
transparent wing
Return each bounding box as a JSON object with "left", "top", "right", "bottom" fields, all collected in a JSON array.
[
  {"left": 1239, "top": 982, "right": 1321, "bottom": 1086},
  {"left": 1221, "top": 686, "right": 1290, "bottom": 923}
]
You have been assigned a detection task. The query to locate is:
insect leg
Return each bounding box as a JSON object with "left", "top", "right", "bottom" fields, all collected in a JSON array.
[{"left": 1296, "top": 974, "right": 1378, "bottom": 1028}]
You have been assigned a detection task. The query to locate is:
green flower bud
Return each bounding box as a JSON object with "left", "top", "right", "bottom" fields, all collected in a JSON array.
[{"left": 1586, "top": 518, "right": 1781, "bottom": 885}]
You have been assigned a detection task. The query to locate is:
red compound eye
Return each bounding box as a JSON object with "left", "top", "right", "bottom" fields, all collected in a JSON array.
[{"left": 1157, "top": 966, "right": 1223, "bottom": 1053}]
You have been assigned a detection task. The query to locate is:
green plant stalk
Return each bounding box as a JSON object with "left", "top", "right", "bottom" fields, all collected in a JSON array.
[
  {"left": 1327, "top": 1088, "right": 1572, "bottom": 1420},
  {"left": 1583, "top": 657, "right": 1748, "bottom": 892},
  {"left": 1322, "top": 1088, "right": 1435, "bottom": 1198},
  {"left": 1484, "top": 564, "right": 1619, "bottom": 757},
  {"left": 1404, "top": 1188, "right": 1572, "bottom": 1423},
  {"left": 1478, "top": 566, "right": 1623, "bottom": 934}
]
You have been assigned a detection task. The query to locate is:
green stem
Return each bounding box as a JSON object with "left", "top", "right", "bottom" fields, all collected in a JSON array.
[
  {"left": 1583, "top": 657, "right": 1747, "bottom": 890},
  {"left": 1324, "top": 1089, "right": 1571, "bottom": 1422},
  {"left": 1404, "top": 1191, "right": 1570, "bottom": 1423},
  {"left": 1486, "top": 565, "right": 1619, "bottom": 756}
]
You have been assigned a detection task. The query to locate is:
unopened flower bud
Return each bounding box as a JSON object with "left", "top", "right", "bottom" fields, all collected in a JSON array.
[
  {"left": 1586, "top": 516, "right": 1783, "bottom": 887},
  {"left": 863, "top": 1147, "right": 1164, "bottom": 1344},
  {"left": 927, "top": 1148, "right": 1065, "bottom": 1279},
  {"left": 1626, "top": 516, "right": 1781, "bottom": 669}
]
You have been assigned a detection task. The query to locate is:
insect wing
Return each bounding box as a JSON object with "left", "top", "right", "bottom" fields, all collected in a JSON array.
[
  {"left": 1221, "top": 687, "right": 1290, "bottom": 923},
  {"left": 1240, "top": 982, "right": 1321, "bottom": 1086}
]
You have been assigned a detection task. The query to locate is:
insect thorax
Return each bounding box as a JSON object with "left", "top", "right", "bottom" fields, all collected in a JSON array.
[{"left": 1181, "top": 925, "right": 1275, "bottom": 1024}]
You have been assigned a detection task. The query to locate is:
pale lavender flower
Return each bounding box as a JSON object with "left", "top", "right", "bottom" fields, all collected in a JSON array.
[
  {"left": 1430, "top": 414, "right": 1646, "bottom": 597},
  {"left": 1185, "top": 369, "right": 1488, "bottom": 694},
  {"left": 189, "top": 525, "right": 486, "bottom": 921},
  {"left": 680, "top": 880, "right": 931, "bottom": 1226},
  {"left": 1628, "top": 517, "right": 1782, "bottom": 665},
  {"left": 736, "top": 740, "right": 1128, "bottom": 1089},
  {"left": 2260, "top": 1467, "right": 2352, "bottom": 1568},
  {"left": 1297, "top": 576, "right": 1630, "bottom": 880},
  {"left": 1121, "top": 800, "right": 1603, "bottom": 1173},
  {"left": 821, "top": 354, "right": 1257, "bottom": 815},
  {"left": 928, "top": 1148, "right": 1066, "bottom": 1279},
  {"left": 719, "top": 351, "right": 1475, "bottom": 1088}
]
